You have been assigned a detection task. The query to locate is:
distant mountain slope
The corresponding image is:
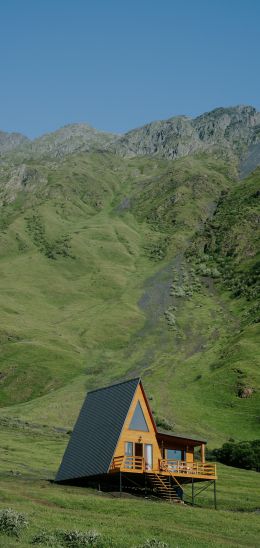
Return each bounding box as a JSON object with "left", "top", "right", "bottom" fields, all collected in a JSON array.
[
  {"left": 9, "top": 123, "right": 118, "bottom": 159},
  {"left": 205, "top": 167, "right": 260, "bottom": 304},
  {"left": 2, "top": 105, "right": 260, "bottom": 174},
  {"left": 240, "top": 142, "right": 260, "bottom": 179},
  {"left": 113, "top": 105, "right": 260, "bottom": 166},
  {"left": 0, "top": 130, "right": 29, "bottom": 154}
]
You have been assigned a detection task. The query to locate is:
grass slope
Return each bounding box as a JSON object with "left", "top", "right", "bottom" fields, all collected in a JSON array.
[
  {"left": 0, "top": 152, "right": 259, "bottom": 446},
  {"left": 0, "top": 423, "right": 259, "bottom": 547}
]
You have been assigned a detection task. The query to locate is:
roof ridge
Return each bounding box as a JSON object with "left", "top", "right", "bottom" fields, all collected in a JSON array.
[{"left": 86, "top": 376, "right": 141, "bottom": 395}]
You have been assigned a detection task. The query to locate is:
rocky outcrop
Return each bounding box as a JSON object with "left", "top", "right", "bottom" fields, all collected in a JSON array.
[
  {"left": 0, "top": 164, "right": 46, "bottom": 205},
  {"left": 113, "top": 106, "right": 260, "bottom": 165},
  {"left": 14, "top": 123, "right": 119, "bottom": 159},
  {"left": 0, "top": 131, "right": 29, "bottom": 155}
]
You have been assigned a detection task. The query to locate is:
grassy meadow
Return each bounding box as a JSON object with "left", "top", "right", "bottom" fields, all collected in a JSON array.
[{"left": 0, "top": 422, "right": 259, "bottom": 547}]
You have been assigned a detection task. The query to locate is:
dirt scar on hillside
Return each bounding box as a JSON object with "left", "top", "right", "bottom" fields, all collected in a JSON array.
[
  {"left": 138, "top": 254, "right": 183, "bottom": 329},
  {"left": 123, "top": 254, "right": 184, "bottom": 374}
]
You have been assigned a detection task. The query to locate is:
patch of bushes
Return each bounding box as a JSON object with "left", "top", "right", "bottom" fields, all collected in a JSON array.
[
  {"left": 195, "top": 262, "right": 221, "bottom": 278},
  {"left": 144, "top": 236, "right": 170, "bottom": 261},
  {"left": 170, "top": 284, "right": 187, "bottom": 298},
  {"left": 155, "top": 416, "right": 175, "bottom": 431},
  {"left": 31, "top": 529, "right": 168, "bottom": 548},
  {"left": 16, "top": 232, "right": 29, "bottom": 252},
  {"left": 26, "top": 213, "right": 74, "bottom": 259},
  {"left": 31, "top": 529, "right": 62, "bottom": 547},
  {"left": 0, "top": 508, "right": 28, "bottom": 537},
  {"left": 209, "top": 440, "right": 260, "bottom": 471},
  {"left": 136, "top": 540, "right": 169, "bottom": 548},
  {"left": 164, "top": 307, "right": 176, "bottom": 328},
  {"left": 169, "top": 264, "right": 202, "bottom": 299},
  {"left": 32, "top": 528, "right": 108, "bottom": 547}
]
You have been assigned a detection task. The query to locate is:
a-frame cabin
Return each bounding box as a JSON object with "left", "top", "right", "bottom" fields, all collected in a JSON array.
[{"left": 56, "top": 378, "right": 217, "bottom": 504}]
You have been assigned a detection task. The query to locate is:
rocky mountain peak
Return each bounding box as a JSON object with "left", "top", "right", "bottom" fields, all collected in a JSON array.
[
  {"left": 112, "top": 105, "right": 260, "bottom": 174},
  {"left": 0, "top": 130, "right": 29, "bottom": 155}
]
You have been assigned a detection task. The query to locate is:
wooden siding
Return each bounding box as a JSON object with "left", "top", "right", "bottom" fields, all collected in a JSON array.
[
  {"left": 113, "top": 384, "right": 162, "bottom": 469},
  {"left": 113, "top": 384, "right": 201, "bottom": 470}
]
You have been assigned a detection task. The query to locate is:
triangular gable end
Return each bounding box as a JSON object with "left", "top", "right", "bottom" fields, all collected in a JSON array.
[
  {"left": 124, "top": 381, "right": 157, "bottom": 433},
  {"left": 129, "top": 400, "right": 149, "bottom": 431},
  {"left": 112, "top": 381, "right": 159, "bottom": 463}
]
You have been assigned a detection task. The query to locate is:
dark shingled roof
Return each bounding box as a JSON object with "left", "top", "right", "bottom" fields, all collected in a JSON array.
[{"left": 56, "top": 378, "right": 140, "bottom": 482}]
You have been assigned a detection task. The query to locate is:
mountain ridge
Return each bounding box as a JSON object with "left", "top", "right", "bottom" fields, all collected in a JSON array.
[{"left": 2, "top": 104, "right": 260, "bottom": 177}]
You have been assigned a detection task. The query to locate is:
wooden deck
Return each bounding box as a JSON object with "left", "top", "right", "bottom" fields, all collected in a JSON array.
[{"left": 110, "top": 456, "right": 217, "bottom": 480}]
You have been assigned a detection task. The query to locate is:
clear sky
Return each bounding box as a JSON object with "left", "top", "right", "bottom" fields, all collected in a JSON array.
[{"left": 1, "top": 0, "right": 260, "bottom": 138}]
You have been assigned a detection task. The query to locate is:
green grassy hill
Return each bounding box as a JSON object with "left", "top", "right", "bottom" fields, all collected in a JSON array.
[{"left": 0, "top": 148, "right": 258, "bottom": 447}]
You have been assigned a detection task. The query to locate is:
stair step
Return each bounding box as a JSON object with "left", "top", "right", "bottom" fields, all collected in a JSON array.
[
  {"left": 148, "top": 473, "right": 183, "bottom": 504},
  {"left": 155, "top": 487, "right": 176, "bottom": 491}
]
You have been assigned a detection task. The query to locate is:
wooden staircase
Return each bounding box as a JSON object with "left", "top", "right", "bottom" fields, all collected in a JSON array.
[{"left": 147, "top": 473, "right": 184, "bottom": 503}]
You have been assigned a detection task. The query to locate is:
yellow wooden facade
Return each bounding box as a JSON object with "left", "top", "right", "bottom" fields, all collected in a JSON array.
[
  {"left": 111, "top": 382, "right": 216, "bottom": 481},
  {"left": 113, "top": 383, "right": 161, "bottom": 466}
]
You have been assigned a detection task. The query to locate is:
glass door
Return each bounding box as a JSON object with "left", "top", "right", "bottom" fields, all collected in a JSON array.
[
  {"left": 145, "top": 444, "right": 153, "bottom": 470},
  {"left": 125, "top": 441, "right": 133, "bottom": 469}
]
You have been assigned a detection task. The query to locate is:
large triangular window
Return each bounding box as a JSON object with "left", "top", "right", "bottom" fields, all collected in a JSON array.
[{"left": 129, "top": 401, "right": 149, "bottom": 431}]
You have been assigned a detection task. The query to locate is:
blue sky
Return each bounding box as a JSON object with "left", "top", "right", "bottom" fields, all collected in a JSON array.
[{"left": 1, "top": 0, "right": 259, "bottom": 137}]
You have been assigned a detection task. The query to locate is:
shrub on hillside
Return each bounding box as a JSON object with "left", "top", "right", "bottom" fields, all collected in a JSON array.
[
  {"left": 210, "top": 440, "right": 260, "bottom": 471},
  {"left": 155, "top": 416, "right": 175, "bottom": 431},
  {"left": 31, "top": 529, "right": 63, "bottom": 546},
  {"left": 0, "top": 508, "right": 28, "bottom": 537},
  {"left": 61, "top": 530, "right": 102, "bottom": 547},
  {"left": 32, "top": 528, "right": 110, "bottom": 547},
  {"left": 135, "top": 539, "right": 169, "bottom": 548}
]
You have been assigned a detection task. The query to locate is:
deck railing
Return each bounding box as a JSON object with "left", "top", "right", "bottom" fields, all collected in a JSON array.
[
  {"left": 111, "top": 456, "right": 216, "bottom": 477},
  {"left": 111, "top": 455, "right": 144, "bottom": 472},
  {"left": 160, "top": 459, "right": 217, "bottom": 476}
]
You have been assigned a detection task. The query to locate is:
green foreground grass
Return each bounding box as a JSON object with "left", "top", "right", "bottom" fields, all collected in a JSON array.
[{"left": 0, "top": 424, "right": 259, "bottom": 547}]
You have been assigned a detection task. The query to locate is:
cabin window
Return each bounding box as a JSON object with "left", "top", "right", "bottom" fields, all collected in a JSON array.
[
  {"left": 129, "top": 401, "right": 149, "bottom": 431},
  {"left": 125, "top": 442, "right": 133, "bottom": 456},
  {"left": 166, "top": 449, "right": 182, "bottom": 460}
]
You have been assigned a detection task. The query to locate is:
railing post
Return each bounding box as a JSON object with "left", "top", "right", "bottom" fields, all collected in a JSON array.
[
  {"left": 214, "top": 480, "right": 217, "bottom": 510},
  {"left": 119, "top": 471, "right": 122, "bottom": 497},
  {"left": 192, "top": 478, "right": 194, "bottom": 506}
]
